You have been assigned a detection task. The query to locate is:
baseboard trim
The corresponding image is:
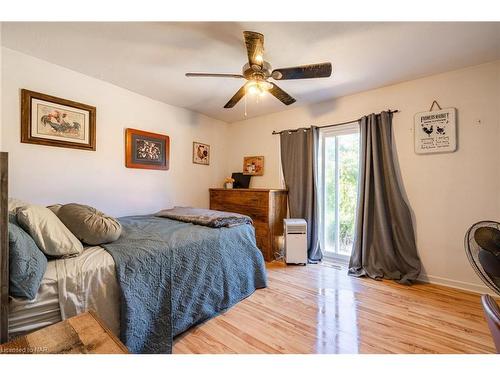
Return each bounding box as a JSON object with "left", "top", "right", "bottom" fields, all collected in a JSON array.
[
  {"left": 418, "top": 273, "right": 491, "bottom": 295},
  {"left": 323, "top": 258, "right": 492, "bottom": 295}
]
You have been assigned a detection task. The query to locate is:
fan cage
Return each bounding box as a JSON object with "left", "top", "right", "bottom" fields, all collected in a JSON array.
[{"left": 464, "top": 220, "right": 500, "bottom": 296}]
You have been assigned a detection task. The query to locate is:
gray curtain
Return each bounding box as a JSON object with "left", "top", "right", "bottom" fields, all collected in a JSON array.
[
  {"left": 348, "top": 112, "right": 421, "bottom": 284},
  {"left": 280, "top": 127, "right": 322, "bottom": 261}
]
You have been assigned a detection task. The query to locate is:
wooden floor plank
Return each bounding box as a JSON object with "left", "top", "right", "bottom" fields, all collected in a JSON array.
[{"left": 173, "top": 262, "right": 497, "bottom": 354}]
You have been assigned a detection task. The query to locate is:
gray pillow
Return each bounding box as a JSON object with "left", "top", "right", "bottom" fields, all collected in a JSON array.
[
  {"left": 57, "top": 203, "right": 122, "bottom": 245},
  {"left": 8, "top": 213, "right": 48, "bottom": 300}
]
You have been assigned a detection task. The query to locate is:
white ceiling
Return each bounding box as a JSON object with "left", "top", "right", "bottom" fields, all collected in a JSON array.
[{"left": 2, "top": 22, "right": 500, "bottom": 123}]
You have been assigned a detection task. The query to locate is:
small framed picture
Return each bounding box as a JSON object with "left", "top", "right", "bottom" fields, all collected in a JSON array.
[
  {"left": 243, "top": 156, "right": 264, "bottom": 176},
  {"left": 125, "top": 128, "right": 170, "bottom": 170},
  {"left": 21, "top": 89, "right": 96, "bottom": 151},
  {"left": 193, "top": 142, "right": 210, "bottom": 165}
]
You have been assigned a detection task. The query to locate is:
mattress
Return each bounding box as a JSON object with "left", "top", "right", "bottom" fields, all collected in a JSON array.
[
  {"left": 8, "top": 246, "right": 120, "bottom": 337},
  {"left": 55, "top": 245, "right": 120, "bottom": 335},
  {"left": 8, "top": 260, "right": 60, "bottom": 337}
]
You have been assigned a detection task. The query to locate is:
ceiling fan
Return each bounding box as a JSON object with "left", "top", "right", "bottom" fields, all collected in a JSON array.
[{"left": 185, "top": 31, "right": 332, "bottom": 109}]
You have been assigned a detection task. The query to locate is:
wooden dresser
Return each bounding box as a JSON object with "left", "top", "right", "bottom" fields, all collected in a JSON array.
[{"left": 209, "top": 188, "right": 287, "bottom": 261}]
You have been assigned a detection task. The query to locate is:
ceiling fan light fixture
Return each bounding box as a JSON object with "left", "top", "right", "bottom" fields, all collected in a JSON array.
[{"left": 245, "top": 80, "right": 272, "bottom": 96}]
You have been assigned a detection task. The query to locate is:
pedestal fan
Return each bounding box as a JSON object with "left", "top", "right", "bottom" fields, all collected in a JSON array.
[{"left": 464, "top": 221, "right": 500, "bottom": 295}]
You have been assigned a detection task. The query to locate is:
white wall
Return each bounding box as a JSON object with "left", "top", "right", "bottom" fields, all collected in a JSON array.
[
  {"left": 226, "top": 61, "right": 500, "bottom": 293},
  {"left": 1, "top": 47, "right": 229, "bottom": 216}
]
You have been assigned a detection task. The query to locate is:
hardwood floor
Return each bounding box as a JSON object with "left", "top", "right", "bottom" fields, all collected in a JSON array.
[{"left": 173, "top": 262, "right": 497, "bottom": 354}]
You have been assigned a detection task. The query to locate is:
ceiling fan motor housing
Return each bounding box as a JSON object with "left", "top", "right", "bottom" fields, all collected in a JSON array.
[{"left": 242, "top": 62, "right": 272, "bottom": 81}]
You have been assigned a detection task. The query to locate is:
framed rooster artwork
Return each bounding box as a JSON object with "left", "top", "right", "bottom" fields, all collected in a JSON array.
[
  {"left": 21, "top": 89, "right": 96, "bottom": 151},
  {"left": 193, "top": 141, "right": 210, "bottom": 165}
]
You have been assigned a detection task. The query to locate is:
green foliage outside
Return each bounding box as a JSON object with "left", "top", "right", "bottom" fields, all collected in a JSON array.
[{"left": 324, "top": 133, "right": 359, "bottom": 255}]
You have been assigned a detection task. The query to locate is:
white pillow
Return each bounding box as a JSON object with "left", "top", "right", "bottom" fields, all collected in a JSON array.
[
  {"left": 16, "top": 204, "right": 83, "bottom": 258},
  {"left": 8, "top": 198, "right": 29, "bottom": 212}
]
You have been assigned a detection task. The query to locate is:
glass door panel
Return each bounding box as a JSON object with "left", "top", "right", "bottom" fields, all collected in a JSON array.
[{"left": 320, "top": 125, "right": 360, "bottom": 260}]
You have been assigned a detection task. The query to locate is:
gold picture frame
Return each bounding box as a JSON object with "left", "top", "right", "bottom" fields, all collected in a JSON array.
[
  {"left": 243, "top": 156, "right": 264, "bottom": 176},
  {"left": 21, "top": 89, "right": 96, "bottom": 151}
]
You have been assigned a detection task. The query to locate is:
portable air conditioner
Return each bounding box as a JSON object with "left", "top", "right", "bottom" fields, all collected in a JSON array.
[{"left": 284, "top": 219, "right": 307, "bottom": 265}]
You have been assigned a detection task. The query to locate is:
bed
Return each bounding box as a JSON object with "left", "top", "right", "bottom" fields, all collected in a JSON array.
[
  {"left": 0, "top": 153, "right": 267, "bottom": 353},
  {"left": 9, "top": 245, "right": 120, "bottom": 337}
]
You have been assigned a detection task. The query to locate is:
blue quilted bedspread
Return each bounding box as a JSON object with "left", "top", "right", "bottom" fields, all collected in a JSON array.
[{"left": 102, "top": 215, "right": 267, "bottom": 354}]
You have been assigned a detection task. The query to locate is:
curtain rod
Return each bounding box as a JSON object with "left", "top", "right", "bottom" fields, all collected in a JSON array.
[{"left": 271, "top": 109, "right": 399, "bottom": 135}]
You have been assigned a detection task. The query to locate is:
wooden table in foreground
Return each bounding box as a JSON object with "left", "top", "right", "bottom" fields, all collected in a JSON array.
[{"left": 0, "top": 311, "right": 128, "bottom": 354}]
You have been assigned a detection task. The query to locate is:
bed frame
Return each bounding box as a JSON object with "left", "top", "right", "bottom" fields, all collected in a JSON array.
[{"left": 0, "top": 152, "right": 8, "bottom": 343}]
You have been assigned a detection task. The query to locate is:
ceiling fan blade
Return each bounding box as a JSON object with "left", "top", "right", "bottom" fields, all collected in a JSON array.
[
  {"left": 269, "top": 83, "right": 296, "bottom": 105},
  {"left": 186, "top": 73, "right": 244, "bottom": 78},
  {"left": 243, "top": 31, "right": 264, "bottom": 68},
  {"left": 224, "top": 85, "right": 247, "bottom": 108},
  {"left": 272, "top": 62, "right": 332, "bottom": 80}
]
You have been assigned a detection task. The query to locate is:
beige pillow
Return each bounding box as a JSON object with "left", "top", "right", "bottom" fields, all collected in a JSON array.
[
  {"left": 16, "top": 204, "right": 83, "bottom": 257},
  {"left": 57, "top": 203, "right": 122, "bottom": 245},
  {"left": 8, "top": 198, "right": 29, "bottom": 212},
  {"left": 47, "top": 204, "right": 63, "bottom": 216}
]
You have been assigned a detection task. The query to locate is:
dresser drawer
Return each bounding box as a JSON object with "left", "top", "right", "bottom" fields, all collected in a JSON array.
[
  {"left": 210, "top": 190, "right": 269, "bottom": 207},
  {"left": 210, "top": 190, "right": 269, "bottom": 220}
]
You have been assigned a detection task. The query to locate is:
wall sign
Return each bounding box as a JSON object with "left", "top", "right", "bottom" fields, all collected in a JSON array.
[{"left": 414, "top": 107, "right": 457, "bottom": 154}]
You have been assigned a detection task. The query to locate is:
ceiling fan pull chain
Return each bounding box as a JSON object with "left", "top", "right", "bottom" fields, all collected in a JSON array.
[{"left": 244, "top": 92, "right": 247, "bottom": 117}]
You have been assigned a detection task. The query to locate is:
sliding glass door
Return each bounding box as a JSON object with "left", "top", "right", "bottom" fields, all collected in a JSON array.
[{"left": 319, "top": 123, "right": 360, "bottom": 261}]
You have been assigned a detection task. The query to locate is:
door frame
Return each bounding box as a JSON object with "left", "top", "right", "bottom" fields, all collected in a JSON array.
[{"left": 318, "top": 122, "right": 359, "bottom": 262}]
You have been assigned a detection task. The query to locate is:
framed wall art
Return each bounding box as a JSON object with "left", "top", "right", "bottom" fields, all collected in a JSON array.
[
  {"left": 125, "top": 128, "right": 170, "bottom": 170},
  {"left": 243, "top": 156, "right": 264, "bottom": 176},
  {"left": 21, "top": 89, "right": 96, "bottom": 151},
  {"left": 193, "top": 142, "right": 210, "bottom": 165}
]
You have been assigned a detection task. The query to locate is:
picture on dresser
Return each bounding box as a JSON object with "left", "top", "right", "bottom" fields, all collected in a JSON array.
[
  {"left": 243, "top": 156, "right": 264, "bottom": 176},
  {"left": 193, "top": 142, "right": 210, "bottom": 165},
  {"left": 125, "top": 128, "right": 170, "bottom": 170},
  {"left": 21, "top": 89, "right": 96, "bottom": 151}
]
